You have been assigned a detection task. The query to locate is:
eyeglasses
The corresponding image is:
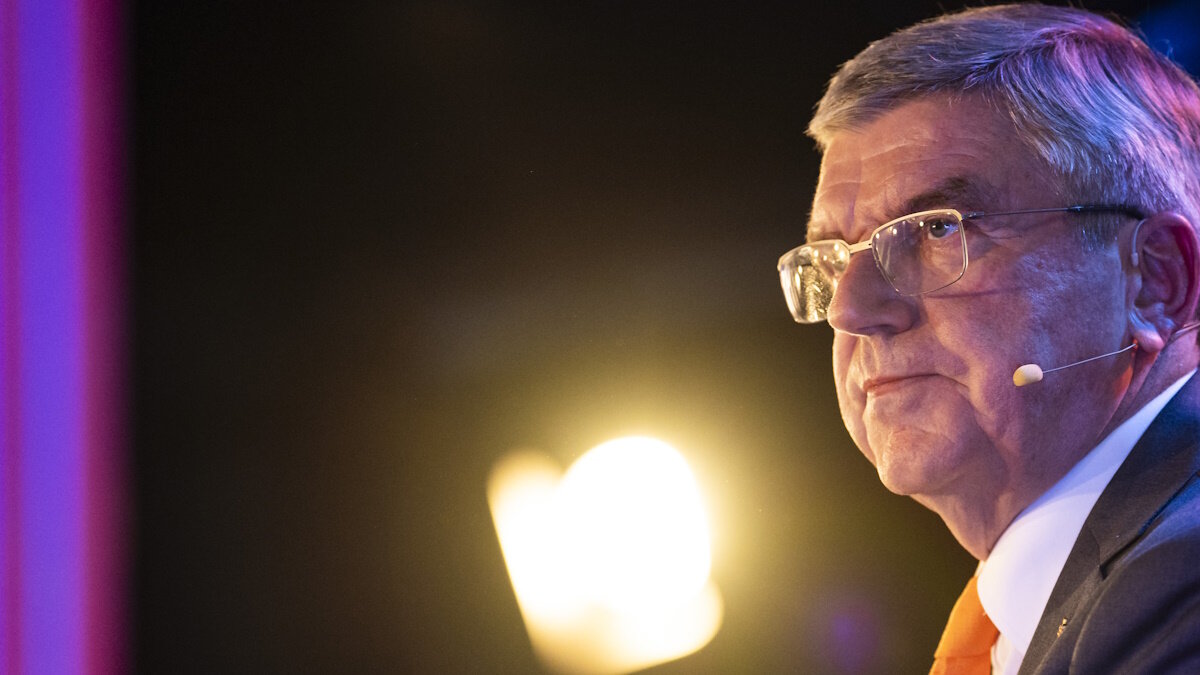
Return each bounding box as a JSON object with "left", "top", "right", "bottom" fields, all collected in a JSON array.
[{"left": 778, "top": 205, "right": 1145, "bottom": 324}]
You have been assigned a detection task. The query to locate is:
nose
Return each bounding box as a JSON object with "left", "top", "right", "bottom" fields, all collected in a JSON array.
[{"left": 826, "top": 248, "right": 918, "bottom": 335}]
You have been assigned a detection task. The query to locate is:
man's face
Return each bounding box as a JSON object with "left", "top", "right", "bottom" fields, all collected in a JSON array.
[{"left": 813, "top": 96, "right": 1133, "bottom": 521}]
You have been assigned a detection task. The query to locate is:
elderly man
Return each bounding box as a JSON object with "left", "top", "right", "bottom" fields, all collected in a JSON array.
[{"left": 778, "top": 4, "right": 1200, "bottom": 673}]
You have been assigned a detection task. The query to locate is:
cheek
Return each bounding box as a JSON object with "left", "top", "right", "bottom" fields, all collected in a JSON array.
[{"left": 832, "top": 335, "right": 874, "bottom": 463}]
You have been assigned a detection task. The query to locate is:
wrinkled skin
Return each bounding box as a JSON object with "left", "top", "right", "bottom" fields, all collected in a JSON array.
[{"left": 811, "top": 96, "right": 1156, "bottom": 558}]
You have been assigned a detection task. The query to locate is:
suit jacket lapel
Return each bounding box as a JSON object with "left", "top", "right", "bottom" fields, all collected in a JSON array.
[{"left": 1019, "top": 373, "right": 1200, "bottom": 673}]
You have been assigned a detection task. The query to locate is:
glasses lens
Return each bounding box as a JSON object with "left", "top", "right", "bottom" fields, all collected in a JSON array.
[
  {"left": 778, "top": 241, "right": 850, "bottom": 323},
  {"left": 872, "top": 210, "right": 966, "bottom": 295}
]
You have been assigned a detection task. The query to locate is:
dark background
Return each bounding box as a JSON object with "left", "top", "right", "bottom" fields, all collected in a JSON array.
[{"left": 133, "top": 1, "right": 1200, "bottom": 672}]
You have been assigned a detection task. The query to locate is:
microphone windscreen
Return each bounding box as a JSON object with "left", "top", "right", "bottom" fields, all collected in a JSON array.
[{"left": 1013, "top": 364, "right": 1043, "bottom": 387}]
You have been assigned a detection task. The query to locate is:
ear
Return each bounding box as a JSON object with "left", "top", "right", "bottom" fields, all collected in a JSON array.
[{"left": 1128, "top": 212, "right": 1200, "bottom": 354}]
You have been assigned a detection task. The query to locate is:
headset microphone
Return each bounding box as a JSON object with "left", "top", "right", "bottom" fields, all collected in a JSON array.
[
  {"left": 1013, "top": 343, "right": 1137, "bottom": 387},
  {"left": 1012, "top": 322, "right": 1200, "bottom": 387}
]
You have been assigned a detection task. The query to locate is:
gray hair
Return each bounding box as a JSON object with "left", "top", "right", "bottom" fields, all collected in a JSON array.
[{"left": 808, "top": 3, "right": 1200, "bottom": 244}]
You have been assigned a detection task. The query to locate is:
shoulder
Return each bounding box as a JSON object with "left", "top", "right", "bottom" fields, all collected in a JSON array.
[{"left": 1069, "top": 474, "right": 1200, "bottom": 673}]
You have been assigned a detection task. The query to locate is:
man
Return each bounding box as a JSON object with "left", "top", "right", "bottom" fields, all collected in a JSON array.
[{"left": 778, "top": 4, "right": 1200, "bottom": 673}]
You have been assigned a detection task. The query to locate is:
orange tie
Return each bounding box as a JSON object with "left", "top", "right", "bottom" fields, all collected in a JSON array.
[{"left": 930, "top": 575, "right": 998, "bottom": 675}]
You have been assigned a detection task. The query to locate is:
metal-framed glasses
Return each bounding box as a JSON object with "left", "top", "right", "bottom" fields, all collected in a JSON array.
[{"left": 777, "top": 205, "right": 1145, "bottom": 324}]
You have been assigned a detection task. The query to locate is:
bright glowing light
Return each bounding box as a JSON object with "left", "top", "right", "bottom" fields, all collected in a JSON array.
[
  {"left": 558, "top": 438, "right": 711, "bottom": 612},
  {"left": 488, "top": 437, "right": 723, "bottom": 675}
]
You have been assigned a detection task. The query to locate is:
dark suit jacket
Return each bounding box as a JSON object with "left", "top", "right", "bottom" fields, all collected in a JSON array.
[{"left": 1019, "top": 372, "right": 1200, "bottom": 674}]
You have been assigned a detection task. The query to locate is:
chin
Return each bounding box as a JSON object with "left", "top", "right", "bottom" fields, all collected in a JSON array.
[
  {"left": 869, "top": 435, "right": 960, "bottom": 498},
  {"left": 874, "top": 463, "right": 933, "bottom": 496}
]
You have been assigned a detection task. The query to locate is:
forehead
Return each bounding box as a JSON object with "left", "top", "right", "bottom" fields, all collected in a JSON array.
[{"left": 810, "top": 96, "right": 1037, "bottom": 241}]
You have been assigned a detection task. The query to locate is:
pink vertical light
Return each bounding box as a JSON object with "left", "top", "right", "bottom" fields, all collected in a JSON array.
[
  {"left": 0, "top": 0, "right": 125, "bottom": 672},
  {"left": 1, "top": 0, "right": 23, "bottom": 669},
  {"left": 80, "top": 0, "right": 125, "bottom": 672}
]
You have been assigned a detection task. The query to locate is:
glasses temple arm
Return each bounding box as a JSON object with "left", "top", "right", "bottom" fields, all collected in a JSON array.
[{"left": 961, "top": 205, "right": 1146, "bottom": 221}]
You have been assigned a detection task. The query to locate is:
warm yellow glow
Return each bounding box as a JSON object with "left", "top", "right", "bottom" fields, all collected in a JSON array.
[{"left": 488, "top": 437, "right": 723, "bottom": 675}]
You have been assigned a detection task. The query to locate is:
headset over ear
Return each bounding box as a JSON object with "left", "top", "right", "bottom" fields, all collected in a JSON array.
[
  {"left": 1014, "top": 213, "right": 1200, "bottom": 387},
  {"left": 1130, "top": 218, "right": 1143, "bottom": 268}
]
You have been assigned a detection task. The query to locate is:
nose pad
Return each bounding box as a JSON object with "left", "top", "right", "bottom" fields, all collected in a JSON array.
[{"left": 826, "top": 247, "right": 917, "bottom": 335}]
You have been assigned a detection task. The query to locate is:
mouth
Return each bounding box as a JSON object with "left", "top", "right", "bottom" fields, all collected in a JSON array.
[{"left": 863, "top": 373, "right": 938, "bottom": 396}]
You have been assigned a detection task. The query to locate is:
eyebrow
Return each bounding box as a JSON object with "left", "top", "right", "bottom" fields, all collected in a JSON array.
[
  {"left": 805, "top": 174, "right": 993, "bottom": 243},
  {"left": 896, "top": 175, "right": 991, "bottom": 216}
]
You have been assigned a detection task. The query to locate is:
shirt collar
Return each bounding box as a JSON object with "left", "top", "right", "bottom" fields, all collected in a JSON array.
[{"left": 976, "top": 370, "right": 1195, "bottom": 656}]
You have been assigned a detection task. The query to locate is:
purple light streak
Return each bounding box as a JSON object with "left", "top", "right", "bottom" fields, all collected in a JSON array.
[{"left": 0, "top": 0, "right": 124, "bottom": 671}]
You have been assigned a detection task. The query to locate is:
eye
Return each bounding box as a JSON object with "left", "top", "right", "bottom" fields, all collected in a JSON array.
[{"left": 922, "top": 216, "right": 960, "bottom": 240}]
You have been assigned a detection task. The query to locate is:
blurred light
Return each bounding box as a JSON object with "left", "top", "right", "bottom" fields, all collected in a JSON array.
[{"left": 488, "top": 437, "right": 723, "bottom": 674}]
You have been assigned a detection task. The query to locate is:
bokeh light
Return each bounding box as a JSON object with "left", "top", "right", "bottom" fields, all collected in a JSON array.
[{"left": 488, "top": 437, "right": 723, "bottom": 674}]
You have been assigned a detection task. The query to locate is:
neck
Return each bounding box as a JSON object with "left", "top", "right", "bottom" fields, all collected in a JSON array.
[{"left": 914, "top": 490, "right": 1029, "bottom": 560}]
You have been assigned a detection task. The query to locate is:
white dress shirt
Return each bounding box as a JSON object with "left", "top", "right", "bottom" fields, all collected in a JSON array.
[{"left": 976, "top": 370, "right": 1195, "bottom": 675}]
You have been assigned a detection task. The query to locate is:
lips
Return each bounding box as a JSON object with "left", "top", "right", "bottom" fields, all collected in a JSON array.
[{"left": 863, "top": 373, "right": 938, "bottom": 395}]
